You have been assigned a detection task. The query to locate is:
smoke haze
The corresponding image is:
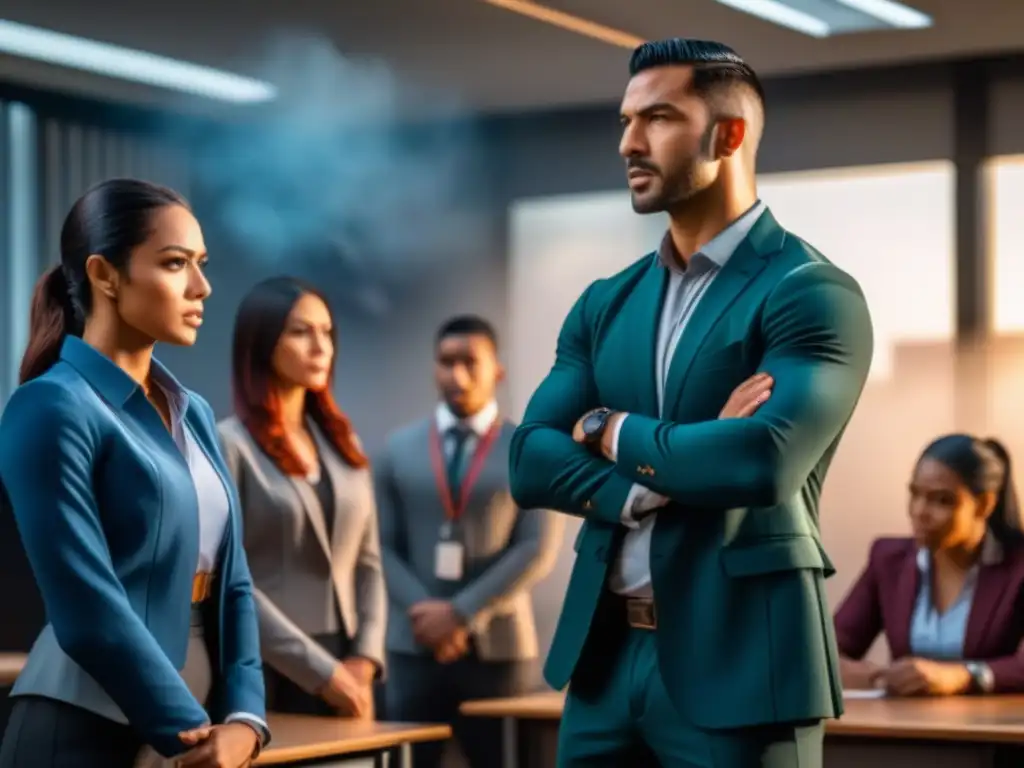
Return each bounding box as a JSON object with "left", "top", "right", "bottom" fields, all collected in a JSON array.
[{"left": 173, "top": 35, "right": 489, "bottom": 317}]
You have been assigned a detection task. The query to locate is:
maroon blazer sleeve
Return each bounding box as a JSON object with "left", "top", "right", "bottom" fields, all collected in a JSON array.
[
  {"left": 833, "top": 540, "right": 885, "bottom": 659},
  {"left": 987, "top": 639, "right": 1024, "bottom": 693},
  {"left": 978, "top": 550, "right": 1024, "bottom": 692}
]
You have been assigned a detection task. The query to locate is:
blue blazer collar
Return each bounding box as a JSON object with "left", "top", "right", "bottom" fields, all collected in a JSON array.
[{"left": 60, "top": 336, "right": 186, "bottom": 410}]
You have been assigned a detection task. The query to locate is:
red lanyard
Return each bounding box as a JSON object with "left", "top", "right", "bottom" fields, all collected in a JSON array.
[{"left": 429, "top": 421, "right": 501, "bottom": 521}]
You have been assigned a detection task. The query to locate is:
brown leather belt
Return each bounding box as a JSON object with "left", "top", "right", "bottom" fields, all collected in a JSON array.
[
  {"left": 624, "top": 597, "right": 657, "bottom": 630},
  {"left": 192, "top": 571, "right": 214, "bottom": 604}
]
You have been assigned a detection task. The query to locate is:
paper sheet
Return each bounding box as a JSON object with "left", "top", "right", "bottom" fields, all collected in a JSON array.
[{"left": 842, "top": 688, "right": 886, "bottom": 699}]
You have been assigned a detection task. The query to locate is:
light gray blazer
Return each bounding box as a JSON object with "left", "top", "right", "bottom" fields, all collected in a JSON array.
[
  {"left": 218, "top": 417, "right": 386, "bottom": 694},
  {"left": 376, "top": 416, "right": 563, "bottom": 661}
]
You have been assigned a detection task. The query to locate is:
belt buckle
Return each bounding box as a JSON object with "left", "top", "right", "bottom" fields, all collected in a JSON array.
[
  {"left": 192, "top": 571, "right": 213, "bottom": 604},
  {"left": 626, "top": 598, "right": 657, "bottom": 630}
]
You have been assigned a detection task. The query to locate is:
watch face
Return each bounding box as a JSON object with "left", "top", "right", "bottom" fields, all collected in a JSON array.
[{"left": 582, "top": 409, "right": 608, "bottom": 438}]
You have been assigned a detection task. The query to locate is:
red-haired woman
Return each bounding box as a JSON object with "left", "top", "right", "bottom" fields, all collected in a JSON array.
[{"left": 218, "top": 276, "right": 385, "bottom": 718}]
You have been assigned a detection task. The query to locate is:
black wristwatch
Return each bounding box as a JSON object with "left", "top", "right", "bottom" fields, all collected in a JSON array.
[{"left": 581, "top": 408, "right": 614, "bottom": 446}]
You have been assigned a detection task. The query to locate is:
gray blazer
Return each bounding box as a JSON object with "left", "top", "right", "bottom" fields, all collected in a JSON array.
[
  {"left": 376, "top": 416, "right": 562, "bottom": 661},
  {"left": 218, "top": 417, "right": 386, "bottom": 694}
]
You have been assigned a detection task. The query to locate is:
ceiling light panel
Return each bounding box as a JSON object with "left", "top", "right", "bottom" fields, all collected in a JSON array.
[{"left": 0, "top": 19, "right": 276, "bottom": 103}]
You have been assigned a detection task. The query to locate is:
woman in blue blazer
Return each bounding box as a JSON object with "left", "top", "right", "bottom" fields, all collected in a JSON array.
[{"left": 0, "top": 179, "right": 267, "bottom": 767}]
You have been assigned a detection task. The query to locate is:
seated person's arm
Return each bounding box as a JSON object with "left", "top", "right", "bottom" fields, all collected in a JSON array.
[{"left": 833, "top": 543, "right": 885, "bottom": 690}]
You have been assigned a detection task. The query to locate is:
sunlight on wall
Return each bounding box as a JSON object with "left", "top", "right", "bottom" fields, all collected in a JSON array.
[
  {"left": 988, "top": 155, "right": 1024, "bottom": 334},
  {"left": 509, "top": 161, "right": 956, "bottom": 417},
  {"left": 508, "top": 161, "right": 958, "bottom": 661}
]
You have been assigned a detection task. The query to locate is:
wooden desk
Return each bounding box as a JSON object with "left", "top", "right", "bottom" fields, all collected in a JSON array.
[
  {"left": 461, "top": 692, "right": 1024, "bottom": 768},
  {"left": 0, "top": 654, "right": 26, "bottom": 687},
  {"left": 257, "top": 716, "right": 451, "bottom": 767}
]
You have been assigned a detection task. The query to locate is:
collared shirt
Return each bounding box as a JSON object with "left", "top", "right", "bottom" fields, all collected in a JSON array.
[
  {"left": 435, "top": 400, "right": 500, "bottom": 464},
  {"left": 151, "top": 368, "right": 269, "bottom": 742},
  {"left": 608, "top": 200, "right": 768, "bottom": 597},
  {"left": 153, "top": 370, "right": 230, "bottom": 572},
  {"left": 909, "top": 534, "right": 1003, "bottom": 662}
]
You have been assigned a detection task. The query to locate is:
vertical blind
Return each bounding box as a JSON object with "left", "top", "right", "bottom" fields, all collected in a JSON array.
[
  {"left": 0, "top": 105, "right": 193, "bottom": 405},
  {"left": 39, "top": 116, "right": 193, "bottom": 274}
]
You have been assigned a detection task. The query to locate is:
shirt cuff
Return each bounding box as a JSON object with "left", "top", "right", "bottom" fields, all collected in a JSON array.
[
  {"left": 225, "top": 712, "right": 270, "bottom": 751},
  {"left": 620, "top": 483, "right": 670, "bottom": 527},
  {"left": 608, "top": 413, "right": 627, "bottom": 462}
]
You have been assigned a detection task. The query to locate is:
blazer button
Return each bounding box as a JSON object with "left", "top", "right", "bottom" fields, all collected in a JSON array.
[
  {"left": 583, "top": 500, "right": 593, "bottom": 510},
  {"left": 595, "top": 546, "right": 607, "bottom": 561}
]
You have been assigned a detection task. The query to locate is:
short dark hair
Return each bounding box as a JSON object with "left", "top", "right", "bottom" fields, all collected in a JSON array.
[
  {"left": 629, "top": 38, "right": 765, "bottom": 113},
  {"left": 436, "top": 314, "right": 498, "bottom": 350}
]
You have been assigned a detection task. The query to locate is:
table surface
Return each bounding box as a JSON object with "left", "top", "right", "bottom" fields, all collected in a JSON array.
[
  {"left": 0, "top": 654, "right": 26, "bottom": 686},
  {"left": 256, "top": 716, "right": 451, "bottom": 765},
  {"left": 0, "top": 656, "right": 450, "bottom": 762},
  {"left": 461, "top": 691, "right": 1024, "bottom": 744}
]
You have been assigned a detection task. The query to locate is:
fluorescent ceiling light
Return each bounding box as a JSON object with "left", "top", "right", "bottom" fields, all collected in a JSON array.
[
  {"left": 715, "top": 0, "right": 931, "bottom": 36},
  {"left": 834, "top": 0, "right": 931, "bottom": 28},
  {"left": 716, "top": 0, "right": 831, "bottom": 37},
  {"left": 483, "top": 0, "right": 645, "bottom": 49},
  {"left": 0, "top": 19, "right": 276, "bottom": 103}
]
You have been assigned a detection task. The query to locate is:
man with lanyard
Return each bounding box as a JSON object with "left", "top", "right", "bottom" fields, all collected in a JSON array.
[{"left": 376, "top": 314, "right": 563, "bottom": 768}]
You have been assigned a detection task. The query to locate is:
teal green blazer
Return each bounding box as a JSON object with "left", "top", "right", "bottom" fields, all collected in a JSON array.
[{"left": 510, "top": 209, "right": 873, "bottom": 729}]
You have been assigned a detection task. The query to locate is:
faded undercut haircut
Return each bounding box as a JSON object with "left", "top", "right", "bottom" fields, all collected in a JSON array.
[{"left": 629, "top": 38, "right": 765, "bottom": 143}]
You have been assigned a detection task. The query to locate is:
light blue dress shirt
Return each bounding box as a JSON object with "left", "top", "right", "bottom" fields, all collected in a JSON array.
[
  {"left": 154, "top": 369, "right": 268, "bottom": 742},
  {"left": 908, "top": 546, "right": 977, "bottom": 660}
]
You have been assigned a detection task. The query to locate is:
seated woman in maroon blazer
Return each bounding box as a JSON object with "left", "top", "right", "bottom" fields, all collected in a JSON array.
[{"left": 834, "top": 434, "right": 1024, "bottom": 696}]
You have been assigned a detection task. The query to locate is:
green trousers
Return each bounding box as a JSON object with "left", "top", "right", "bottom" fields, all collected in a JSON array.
[{"left": 557, "top": 629, "right": 823, "bottom": 768}]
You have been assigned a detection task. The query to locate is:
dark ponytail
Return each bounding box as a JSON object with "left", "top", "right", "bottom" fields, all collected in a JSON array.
[
  {"left": 18, "top": 266, "right": 82, "bottom": 383},
  {"left": 919, "top": 433, "right": 1024, "bottom": 548},
  {"left": 16, "top": 178, "right": 189, "bottom": 383},
  {"left": 981, "top": 438, "right": 1022, "bottom": 546}
]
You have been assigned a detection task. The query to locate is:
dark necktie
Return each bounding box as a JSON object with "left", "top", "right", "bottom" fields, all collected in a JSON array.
[{"left": 446, "top": 425, "right": 472, "bottom": 504}]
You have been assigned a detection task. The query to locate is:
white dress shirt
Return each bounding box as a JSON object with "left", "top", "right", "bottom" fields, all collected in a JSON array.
[
  {"left": 154, "top": 371, "right": 268, "bottom": 741},
  {"left": 607, "top": 201, "right": 767, "bottom": 597},
  {"left": 435, "top": 400, "right": 500, "bottom": 462}
]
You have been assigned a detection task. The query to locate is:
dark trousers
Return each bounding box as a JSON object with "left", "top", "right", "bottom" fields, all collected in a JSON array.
[
  {"left": 264, "top": 631, "right": 349, "bottom": 716},
  {"left": 0, "top": 604, "right": 214, "bottom": 767},
  {"left": 0, "top": 696, "right": 142, "bottom": 768},
  {"left": 385, "top": 649, "right": 539, "bottom": 768},
  {"left": 559, "top": 626, "right": 822, "bottom": 768}
]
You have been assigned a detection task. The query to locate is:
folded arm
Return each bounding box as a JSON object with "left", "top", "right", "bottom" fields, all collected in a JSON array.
[
  {"left": 509, "top": 284, "right": 636, "bottom": 525},
  {"left": 0, "top": 382, "right": 208, "bottom": 757},
  {"left": 614, "top": 262, "right": 873, "bottom": 508},
  {"left": 451, "top": 505, "right": 564, "bottom": 628}
]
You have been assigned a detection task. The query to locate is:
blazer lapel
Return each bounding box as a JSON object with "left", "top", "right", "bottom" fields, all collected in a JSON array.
[
  {"left": 286, "top": 431, "right": 332, "bottom": 559},
  {"left": 624, "top": 258, "right": 668, "bottom": 416},
  {"left": 314, "top": 425, "right": 352, "bottom": 553},
  {"left": 888, "top": 552, "right": 920, "bottom": 658},
  {"left": 461, "top": 421, "right": 510, "bottom": 516},
  {"left": 661, "top": 213, "right": 783, "bottom": 417},
  {"left": 963, "top": 564, "right": 1004, "bottom": 658}
]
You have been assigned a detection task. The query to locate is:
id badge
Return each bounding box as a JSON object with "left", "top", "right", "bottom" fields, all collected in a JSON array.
[{"left": 434, "top": 541, "right": 465, "bottom": 581}]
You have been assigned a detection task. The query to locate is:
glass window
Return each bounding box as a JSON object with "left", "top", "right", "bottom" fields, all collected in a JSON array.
[
  {"left": 509, "top": 161, "right": 958, "bottom": 648},
  {"left": 988, "top": 155, "right": 1024, "bottom": 334}
]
